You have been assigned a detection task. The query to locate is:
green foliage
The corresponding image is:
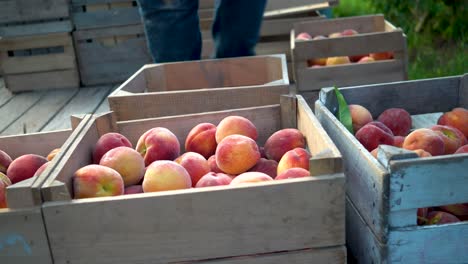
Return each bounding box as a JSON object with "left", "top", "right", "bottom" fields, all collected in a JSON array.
[{"left": 334, "top": 87, "right": 353, "bottom": 134}]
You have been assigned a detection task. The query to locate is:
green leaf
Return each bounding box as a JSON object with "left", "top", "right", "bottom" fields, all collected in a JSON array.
[{"left": 334, "top": 87, "right": 354, "bottom": 134}]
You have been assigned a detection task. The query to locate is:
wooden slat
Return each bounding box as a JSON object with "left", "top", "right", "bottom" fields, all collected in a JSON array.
[
  {"left": 1, "top": 89, "right": 78, "bottom": 136},
  {"left": 73, "top": 24, "right": 145, "bottom": 40},
  {"left": 293, "top": 15, "right": 385, "bottom": 36},
  {"left": 0, "top": 32, "right": 72, "bottom": 51},
  {"left": 202, "top": 39, "right": 291, "bottom": 61},
  {"left": 0, "top": 92, "right": 45, "bottom": 134},
  {"left": 460, "top": 74, "right": 468, "bottom": 108},
  {"left": 73, "top": 7, "right": 141, "bottom": 30},
  {"left": 0, "top": 20, "right": 73, "bottom": 38},
  {"left": 42, "top": 86, "right": 113, "bottom": 132},
  {"left": 0, "top": 0, "right": 69, "bottom": 24},
  {"left": 0, "top": 207, "right": 52, "bottom": 263},
  {"left": 4, "top": 69, "right": 79, "bottom": 92},
  {"left": 72, "top": 0, "right": 134, "bottom": 5},
  {"left": 0, "top": 81, "right": 14, "bottom": 107}
]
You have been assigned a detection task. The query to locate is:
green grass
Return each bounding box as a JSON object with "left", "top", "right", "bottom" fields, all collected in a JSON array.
[{"left": 330, "top": 0, "right": 467, "bottom": 80}]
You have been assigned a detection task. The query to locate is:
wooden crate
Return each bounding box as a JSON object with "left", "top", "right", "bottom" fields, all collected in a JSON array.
[
  {"left": 291, "top": 15, "right": 408, "bottom": 92},
  {"left": 0, "top": 0, "right": 70, "bottom": 24},
  {"left": 0, "top": 115, "right": 84, "bottom": 263},
  {"left": 314, "top": 75, "right": 468, "bottom": 263},
  {"left": 0, "top": 21, "right": 80, "bottom": 92},
  {"left": 39, "top": 95, "right": 346, "bottom": 264},
  {"left": 107, "top": 54, "right": 290, "bottom": 121}
]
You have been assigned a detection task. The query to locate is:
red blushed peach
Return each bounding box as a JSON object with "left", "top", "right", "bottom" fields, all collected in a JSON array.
[
  {"left": 326, "top": 56, "right": 350, "bottom": 66},
  {"left": 377, "top": 108, "right": 412, "bottom": 136},
  {"left": 215, "top": 135, "right": 260, "bottom": 175},
  {"left": 208, "top": 155, "right": 224, "bottom": 173},
  {"left": 6, "top": 154, "right": 48, "bottom": 184},
  {"left": 341, "top": 29, "right": 358, "bottom": 36},
  {"left": 426, "top": 211, "right": 460, "bottom": 225},
  {"left": 355, "top": 123, "right": 394, "bottom": 152},
  {"left": 143, "top": 161, "right": 191, "bottom": 192},
  {"left": 328, "top": 32, "right": 343, "bottom": 38},
  {"left": 370, "top": 52, "right": 394, "bottom": 60},
  {"left": 431, "top": 125, "right": 464, "bottom": 154},
  {"left": 47, "top": 148, "right": 61, "bottom": 161},
  {"left": 438, "top": 107, "right": 468, "bottom": 138},
  {"left": 276, "top": 168, "right": 310, "bottom": 180},
  {"left": 455, "top": 145, "right": 468, "bottom": 154},
  {"left": 308, "top": 58, "right": 327, "bottom": 67},
  {"left": 370, "top": 148, "right": 379, "bottom": 158},
  {"left": 412, "top": 149, "right": 432, "bottom": 158},
  {"left": 295, "top": 32, "right": 312, "bottom": 41},
  {"left": 348, "top": 104, "right": 373, "bottom": 133},
  {"left": 366, "top": 121, "right": 394, "bottom": 136},
  {"left": 124, "top": 185, "right": 143, "bottom": 195},
  {"left": 175, "top": 152, "right": 210, "bottom": 187},
  {"left": 356, "top": 56, "right": 375, "bottom": 63},
  {"left": 136, "top": 127, "right": 180, "bottom": 166},
  {"left": 439, "top": 203, "right": 468, "bottom": 217},
  {"left": 99, "top": 147, "right": 145, "bottom": 186},
  {"left": 215, "top": 116, "right": 258, "bottom": 143},
  {"left": 0, "top": 150, "right": 13, "bottom": 174},
  {"left": 248, "top": 158, "right": 278, "bottom": 178},
  {"left": 393, "top": 136, "right": 405, "bottom": 148},
  {"left": 417, "top": 208, "right": 429, "bottom": 225},
  {"left": 33, "top": 161, "right": 50, "bottom": 177},
  {"left": 73, "top": 165, "right": 124, "bottom": 199},
  {"left": 277, "top": 148, "right": 311, "bottom": 175},
  {"left": 264, "top": 128, "right": 306, "bottom": 162},
  {"left": 230, "top": 172, "right": 273, "bottom": 185},
  {"left": 403, "top": 128, "right": 445, "bottom": 156},
  {"left": 0, "top": 172, "right": 11, "bottom": 208},
  {"left": 92, "top": 132, "right": 132, "bottom": 164},
  {"left": 185, "top": 123, "right": 217, "bottom": 159},
  {"left": 195, "top": 172, "right": 232, "bottom": 188},
  {"left": 259, "top": 147, "right": 267, "bottom": 159}
]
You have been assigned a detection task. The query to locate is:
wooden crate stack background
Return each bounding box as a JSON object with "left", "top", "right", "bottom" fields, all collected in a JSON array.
[{"left": 0, "top": 0, "right": 80, "bottom": 92}]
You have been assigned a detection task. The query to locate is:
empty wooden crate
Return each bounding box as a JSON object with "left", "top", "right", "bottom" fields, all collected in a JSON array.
[
  {"left": 314, "top": 75, "right": 468, "bottom": 263},
  {"left": 108, "top": 54, "right": 290, "bottom": 121},
  {"left": 291, "top": 15, "right": 408, "bottom": 93},
  {"left": 39, "top": 95, "right": 346, "bottom": 263}
]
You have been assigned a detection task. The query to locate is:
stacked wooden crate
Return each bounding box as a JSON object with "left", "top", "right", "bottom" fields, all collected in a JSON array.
[
  {"left": 0, "top": 0, "right": 79, "bottom": 92},
  {"left": 71, "top": 0, "right": 152, "bottom": 86},
  {"left": 314, "top": 75, "right": 468, "bottom": 263}
]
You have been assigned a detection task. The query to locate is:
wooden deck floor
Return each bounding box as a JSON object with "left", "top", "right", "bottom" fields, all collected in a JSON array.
[{"left": 0, "top": 78, "right": 117, "bottom": 136}]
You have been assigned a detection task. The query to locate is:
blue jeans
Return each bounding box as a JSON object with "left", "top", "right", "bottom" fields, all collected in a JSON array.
[{"left": 137, "top": 0, "right": 267, "bottom": 63}]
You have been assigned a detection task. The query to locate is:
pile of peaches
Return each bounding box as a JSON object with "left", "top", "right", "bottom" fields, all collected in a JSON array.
[
  {"left": 0, "top": 148, "right": 59, "bottom": 208},
  {"left": 349, "top": 104, "right": 468, "bottom": 225},
  {"left": 295, "top": 29, "right": 394, "bottom": 67},
  {"left": 73, "top": 116, "right": 313, "bottom": 199}
]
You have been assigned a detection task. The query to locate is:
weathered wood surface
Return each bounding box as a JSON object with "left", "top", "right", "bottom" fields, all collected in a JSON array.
[{"left": 0, "top": 0, "right": 69, "bottom": 24}]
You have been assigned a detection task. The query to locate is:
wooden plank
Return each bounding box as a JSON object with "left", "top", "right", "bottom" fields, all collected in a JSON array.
[
  {"left": 0, "top": 33, "right": 72, "bottom": 51},
  {"left": 411, "top": 113, "right": 442, "bottom": 129},
  {"left": 0, "top": 207, "right": 52, "bottom": 263},
  {"left": 43, "top": 175, "right": 344, "bottom": 264},
  {"left": 4, "top": 69, "right": 79, "bottom": 92},
  {"left": 72, "top": 0, "right": 134, "bottom": 5},
  {"left": 202, "top": 39, "right": 291, "bottom": 61},
  {"left": 109, "top": 85, "right": 289, "bottom": 121},
  {"left": 73, "top": 24, "right": 145, "bottom": 40},
  {"left": 460, "top": 74, "right": 468, "bottom": 108},
  {"left": 0, "top": 20, "right": 73, "bottom": 38},
  {"left": 94, "top": 85, "right": 119, "bottom": 114},
  {"left": 0, "top": 0, "right": 69, "bottom": 24},
  {"left": 42, "top": 86, "right": 113, "bottom": 132},
  {"left": 0, "top": 91, "right": 45, "bottom": 134},
  {"left": 73, "top": 7, "right": 141, "bottom": 30},
  {"left": 0, "top": 82, "right": 14, "bottom": 107},
  {"left": 1, "top": 89, "right": 78, "bottom": 136},
  {"left": 296, "top": 60, "right": 406, "bottom": 92}
]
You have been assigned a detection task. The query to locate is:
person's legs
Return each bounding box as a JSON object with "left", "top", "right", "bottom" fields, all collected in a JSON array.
[
  {"left": 212, "top": 0, "right": 267, "bottom": 58},
  {"left": 137, "top": 0, "right": 201, "bottom": 63}
]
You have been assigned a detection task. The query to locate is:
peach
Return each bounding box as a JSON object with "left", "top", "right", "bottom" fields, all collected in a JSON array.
[
  {"left": 370, "top": 52, "right": 394, "bottom": 60},
  {"left": 308, "top": 57, "right": 328, "bottom": 67},
  {"left": 216, "top": 135, "right": 260, "bottom": 175},
  {"left": 355, "top": 123, "right": 394, "bottom": 152},
  {"left": 431, "top": 125, "right": 464, "bottom": 154},
  {"left": 6, "top": 154, "right": 48, "bottom": 184},
  {"left": 367, "top": 121, "right": 394, "bottom": 136},
  {"left": 73, "top": 164, "right": 124, "bottom": 199},
  {"left": 0, "top": 172, "right": 11, "bottom": 208},
  {"left": 326, "top": 56, "right": 350, "bottom": 66},
  {"left": 99, "top": 146, "right": 145, "bottom": 186},
  {"left": 195, "top": 172, "right": 232, "bottom": 188},
  {"left": 417, "top": 208, "right": 429, "bottom": 225},
  {"left": 248, "top": 158, "right": 278, "bottom": 178},
  {"left": 342, "top": 29, "right": 358, "bottom": 36},
  {"left": 370, "top": 148, "right": 379, "bottom": 158},
  {"left": 295, "top": 32, "right": 312, "bottom": 41},
  {"left": 92, "top": 132, "right": 132, "bottom": 164},
  {"left": 33, "top": 161, "right": 50, "bottom": 177},
  {"left": 439, "top": 203, "right": 468, "bottom": 217},
  {"left": 348, "top": 104, "right": 373, "bottom": 132},
  {"left": 276, "top": 168, "right": 310, "bottom": 180},
  {"left": 277, "top": 148, "right": 311, "bottom": 175},
  {"left": 377, "top": 108, "right": 412, "bottom": 136},
  {"left": 438, "top": 107, "right": 468, "bottom": 138},
  {"left": 175, "top": 152, "right": 210, "bottom": 187},
  {"left": 357, "top": 56, "right": 375, "bottom": 63},
  {"left": 0, "top": 150, "right": 12, "bottom": 174},
  {"left": 455, "top": 145, "right": 468, "bottom": 154},
  {"left": 215, "top": 116, "right": 258, "bottom": 143},
  {"left": 230, "top": 172, "right": 273, "bottom": 185},
  {"left": 142, "top": 160, "right": 191, "bottom": 192},
  {"left": 185, "top": 123, "right": 217, "bottom": 159},
  {"left": 412, "top": 149, "right": 432, "bottom": 158},
  {"left": 328, "top": 32, "right": 343, "bottom": 38},
  {"left": 393, "top": 136, "right": 405, "bottom": 148},
  {"left": 426, "top": 211, "right": 460, "bottom": 225},
  {"left": 124, "top": 185, "right": 143, "bottom": 195},
  {"left": 264, "top": 128, "right": 306, "bottom": 162},
  {"left": 402, "top": 128, "right": 445, "bottom": 156},
  {"left": 208, "top": 155, "right": 224, "bottom": 173},
  {"left": 47, "top": 148, "right": 61, "bottom": 161},
  {"left": 136, "top": 127, "right": 180, "bottom": 166},
  {"left": 259, "top": 147, "right": 267, "bottom": 159}
]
